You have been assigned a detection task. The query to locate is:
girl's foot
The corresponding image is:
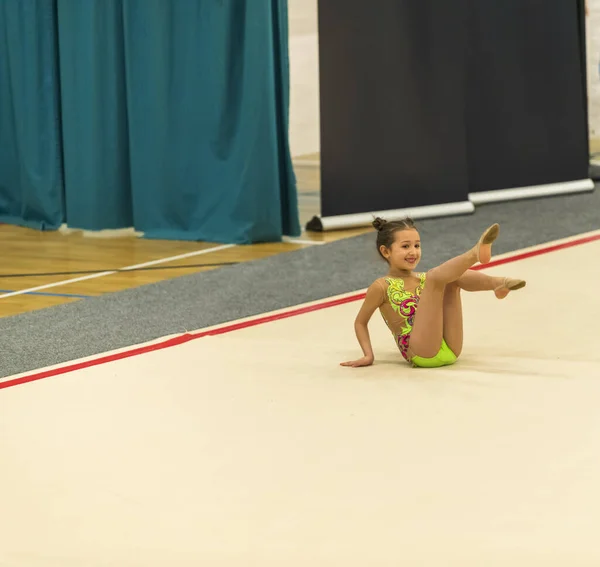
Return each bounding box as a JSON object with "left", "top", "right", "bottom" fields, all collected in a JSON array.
[
  {"left": 475, "top": 224, "right": 500, "bottom": 264},
  {"left": 494, "top": 277, "right": 526, "bottom": 299}
]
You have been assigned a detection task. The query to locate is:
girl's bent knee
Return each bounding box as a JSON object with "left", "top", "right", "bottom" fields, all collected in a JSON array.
[{"left": 425, "top": 267, "right": 447, "bottom": 287}]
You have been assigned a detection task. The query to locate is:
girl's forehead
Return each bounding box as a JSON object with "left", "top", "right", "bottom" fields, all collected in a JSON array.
[{"left": 393, "top": 229, "right": 420, "bottom": 241}]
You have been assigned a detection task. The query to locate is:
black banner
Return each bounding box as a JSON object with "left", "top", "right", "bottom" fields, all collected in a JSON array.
[
  {"left": 465, "top": 0, "right": 589, "bottom": 195},
  {"left": 314, "top": 0, "right": 590, "bottom": 229},
  {"left": 316, "top": 0, "right": 472, "bottom": 220}
]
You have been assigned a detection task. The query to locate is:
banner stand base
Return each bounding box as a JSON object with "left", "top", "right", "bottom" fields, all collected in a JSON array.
[
  {"left": 468, "top": 179, "right": 594, "bottom": 205},
  {"left": 305, "top": 201, "right": 474, "bottom": 232}
]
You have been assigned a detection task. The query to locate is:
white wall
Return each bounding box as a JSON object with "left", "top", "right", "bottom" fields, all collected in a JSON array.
[
  {"left": 586, "top": 2, "right": 600, "bottom": 138},
  {"left": 287, "top": 0, "right": 320, "bottom": 158}
]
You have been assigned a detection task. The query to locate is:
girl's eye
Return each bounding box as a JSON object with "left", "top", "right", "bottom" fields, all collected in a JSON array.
[{"left": 415, "top": 244, "right": 420, "bottom": 248}]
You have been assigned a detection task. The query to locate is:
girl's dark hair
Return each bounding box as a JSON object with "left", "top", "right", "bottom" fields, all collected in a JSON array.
[{"left": 372, "top": 216, "right": 417, "bottom": 260}]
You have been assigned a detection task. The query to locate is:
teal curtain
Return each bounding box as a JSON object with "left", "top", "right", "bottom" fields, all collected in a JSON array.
[
  {"left": 0, "top": 0, "right": 64, "bottom": 229},
  {"left": 0, "top": 0, "right": 300, "bottom": 243},
  {"left": 56, "top": 0, "right": 133, "bottom": 230}
]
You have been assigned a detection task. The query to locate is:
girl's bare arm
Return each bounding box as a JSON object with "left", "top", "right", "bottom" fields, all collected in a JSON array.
[{"left": 341, "top": 283, "right": 384, "bottom": 367}]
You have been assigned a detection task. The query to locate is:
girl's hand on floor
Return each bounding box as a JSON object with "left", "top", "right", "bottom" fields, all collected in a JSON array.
[{"left": 340, "top": 356, "right": 374, "bottom": 368}]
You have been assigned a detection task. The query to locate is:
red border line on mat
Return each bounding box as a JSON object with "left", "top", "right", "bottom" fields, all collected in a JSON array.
[{"left": 2, "top": 232, "right": 600, "bottom": 391}]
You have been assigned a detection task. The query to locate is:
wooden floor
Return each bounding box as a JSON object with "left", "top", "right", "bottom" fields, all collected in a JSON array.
[{"left": 0, "top": 161, "right": 371, "bottom": 318}]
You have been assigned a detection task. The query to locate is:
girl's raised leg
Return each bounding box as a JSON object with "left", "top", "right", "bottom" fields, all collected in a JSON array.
[{"left": 407, "top": 224, "right": 499, "bottom": 359}]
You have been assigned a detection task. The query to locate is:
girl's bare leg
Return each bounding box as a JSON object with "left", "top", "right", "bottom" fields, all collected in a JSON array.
[
  {"left": 436, "top": 271, "right": 527, "bottom": 360},
  {"left": 442, "top": 282, "right": 463, "bottom": 357},
  {"left": 408, "top": 224, "right": 499, "bottom": 359},
  {"left": 457, "top": 270, "right": 525, "bottom": 298},
  {"left": 457, "top": 270, "right": 504, "bottom": 291}
]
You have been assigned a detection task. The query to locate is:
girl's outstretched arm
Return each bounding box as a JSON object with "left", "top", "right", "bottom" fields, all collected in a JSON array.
[{"left": 340, "top": 283, "right": 384, "bottom": 367}]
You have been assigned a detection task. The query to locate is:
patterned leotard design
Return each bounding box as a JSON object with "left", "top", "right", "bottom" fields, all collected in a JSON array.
[{"left": 382, "top": 273, "right": 426, "bottom": 361}]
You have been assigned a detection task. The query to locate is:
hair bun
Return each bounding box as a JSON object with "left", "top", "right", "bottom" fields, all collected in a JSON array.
[{"left": 372, "top": 217, "right": 387, "bottom": 231}]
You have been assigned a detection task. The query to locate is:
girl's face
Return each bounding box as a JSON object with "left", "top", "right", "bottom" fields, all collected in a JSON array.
[{"left": 380, "top": 229, "right": 421, "bottom": 271}]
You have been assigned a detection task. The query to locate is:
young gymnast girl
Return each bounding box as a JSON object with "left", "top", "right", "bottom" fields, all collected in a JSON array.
[{"left": 341, "top": 218, "right": 526, "bottom": 369}]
